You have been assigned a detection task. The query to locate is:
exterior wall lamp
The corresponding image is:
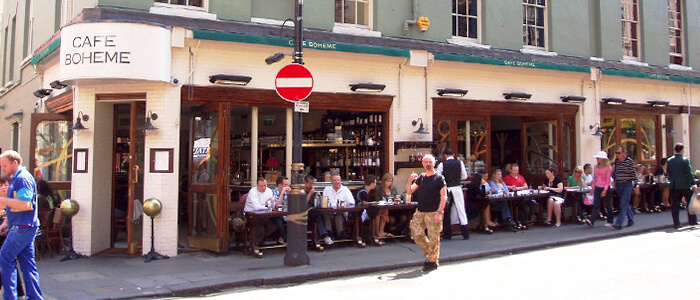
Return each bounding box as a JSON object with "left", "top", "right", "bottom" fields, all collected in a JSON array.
[
  {"left": 601, "top": 97, "right": 626, "bottom": 105},
  {"left": 141, "top": 110, "right": 159, "bottom": 131},
  {"left": 71, "top": 111, "right": 89, "bottom": 134},
  {"left": 437, "top": 88, "right": 468, "bottom": 97},
  {"left": 503, "top": 92, "right": 531, "bottom": 100},
  {"left": 648, "top": 100, "right": 669, "bottom": 107},
  {"left": 412, "top": 118, "right": 430, "bottom": 134},
  {"left": 589, "top": 123, "right": 604, "bottom": 136},
  {"left": 350, "top": 83, "right": 385, "bottom": 92},
  {"left": 33, "top": 88, "right": 52, "bottom": 98},
  {"left": 561, "top": 95, "right": 586, "bottom": 103},
  {"left": 209, "top": 74, "right": 252, "bottom": 86},
  {"left": 50, "top": 80, "right": 68, "bottom": 89}
]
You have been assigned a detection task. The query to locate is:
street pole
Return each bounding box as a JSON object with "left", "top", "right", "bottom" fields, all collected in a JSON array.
[{"left": 284, "top": 0, "right": 310, "bottom": 266}]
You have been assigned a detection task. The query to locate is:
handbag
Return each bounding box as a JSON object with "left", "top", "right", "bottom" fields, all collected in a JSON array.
[
  {"left": 584, "top": 194, "right": 594, "bottom": 206},
  {"left": 689, "top": 191, "right": 700, "bottom": 215}
]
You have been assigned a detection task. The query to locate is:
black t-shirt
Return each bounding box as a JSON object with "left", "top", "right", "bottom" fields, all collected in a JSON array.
[
  {"left": 546, "top": 176, "right": 563, "bottom": 197},
  {"left": 356, "top": 187, "right": 372, "bottom": 204},
  {"left": 415, "top": 173, "right": 446, "bottom": 212}
]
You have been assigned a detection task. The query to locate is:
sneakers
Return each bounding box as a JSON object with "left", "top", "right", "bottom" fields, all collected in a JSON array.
[
  {"left": 422, "top": 261, "right": 439, "bottom": 273},
  {"left": 632, "top": 209, "right": 641, "bottom": 214},
  {"left": 583, "top": 218, "right": 593, "bottom": 228},
  {"left": 322, "top": 236, "right": 334, "bottom": 246},
  {"left": 604, "top": 223, "right": 613, "bottom": 227}
]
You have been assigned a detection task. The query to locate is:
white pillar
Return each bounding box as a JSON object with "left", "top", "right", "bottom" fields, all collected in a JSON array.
[{"left": 251, "top": 107, "right": 258, "bottom": 186}]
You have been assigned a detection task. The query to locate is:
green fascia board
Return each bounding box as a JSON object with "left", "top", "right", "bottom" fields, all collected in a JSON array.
[
  {"left": 193, "top": 29, "right": 410, "bottom": 58},
  {"left": 602, "top": 68, "right": 700, "bottom": 85},
  {"left": 31, "top": 38, "right": 61, "bottom": 65},
  {"left": 433, "top": 52, "right": 590, "bottom": 74}
]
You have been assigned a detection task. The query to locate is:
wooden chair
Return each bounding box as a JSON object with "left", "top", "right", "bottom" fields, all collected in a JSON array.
[
  {"left": 46, "top": 207, "right": 66, "bottom": 254},
  {"left": 229, "top": 193, "right": 247, "bottom": 251},
  {"left": 35, "top": 209, "right": 55, "bottom": 260}
]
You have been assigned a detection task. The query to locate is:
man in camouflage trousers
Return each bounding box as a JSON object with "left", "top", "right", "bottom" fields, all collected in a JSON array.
[{"left": 406, "top": 154, "right": 447, "bottom": 273}]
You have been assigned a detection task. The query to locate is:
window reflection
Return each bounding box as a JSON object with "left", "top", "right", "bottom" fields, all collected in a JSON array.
[
  {"left": 601, "top": 117, "right": 616, "bottom": 159},
  {"left": 640, "top": 118, "right": 656, "bottom": 161},
  {"left": 620, "top": 118, "right": 637, "bottom": 159},
  {"left": 34, "top": 120, "right": 73, "bottom": 182},
  {"left": 524, "top": 121, "right": 557, "bottom": 175}
]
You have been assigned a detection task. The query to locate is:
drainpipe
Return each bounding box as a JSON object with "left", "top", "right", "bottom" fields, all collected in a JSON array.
[{"left": 403, "top": 0, "right": 420, "bottom": 34}]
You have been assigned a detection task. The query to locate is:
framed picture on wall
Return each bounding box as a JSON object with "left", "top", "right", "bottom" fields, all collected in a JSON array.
[
  {"left": 73, "top": 148, "right": 89, "bottom": 173},
  {"left": 150, "top": 148, "right": 174, "bottom": 173}
]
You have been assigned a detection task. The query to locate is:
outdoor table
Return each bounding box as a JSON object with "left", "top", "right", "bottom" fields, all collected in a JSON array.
[
  {"left": 244, "top": 209, "right": 288, "bottom": 258},
  {"left": 638, "top": 182, "right": 668, "bottom": 213},
  {"left": 564, "top": 187, "right": 592, "bottom": 223},
  {"left": 365, "top": 202, "right": 417, "bottom": 246},
  {"left": 310, "top": 206, "right": 365, "bottom": 251},
  {"left": 487, "top": 190, "right": 549, "bottom": 225}
]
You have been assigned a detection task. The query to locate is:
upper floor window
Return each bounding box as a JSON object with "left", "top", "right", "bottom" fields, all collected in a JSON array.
[
  {"left": 155, "top": 0, "right": 203, "bottom": 7},
  {"left": 523, "top": 0, "right": 546, "bottom": 49},
  {"left": 11, "top": 122, "right": 20, "bottom": 151},
  {"left": 668, "top": 0, "right": 684, "bottom": 65},
  {"left": 452, "top": 0, "right": 478, "bottom": 40},
  {"left": 335, "top": 0, "right": 371, "bottom": 28},
  {"left": 621, "top": 0, "right": 640, "bottom": 60}
]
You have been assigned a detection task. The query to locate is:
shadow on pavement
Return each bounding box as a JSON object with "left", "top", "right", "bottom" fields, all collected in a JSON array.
[{"left": 377, "top": 269, "right": 424, "bottom": 281}]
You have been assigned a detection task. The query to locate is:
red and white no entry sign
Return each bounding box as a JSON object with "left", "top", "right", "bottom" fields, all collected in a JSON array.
[{"left": 275, "top": 64, "right": 314, "bottom": 102}]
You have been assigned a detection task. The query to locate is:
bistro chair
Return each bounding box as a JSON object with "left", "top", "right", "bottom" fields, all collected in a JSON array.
[
  {"left": 46, "top": 207, "right": 66, "bottom": 254},
  {"left": 35, "top": 209, "right": 55, "bottom": 259},
  {"left": 228, "top": 193, "right": 247, "bottom": 252}
]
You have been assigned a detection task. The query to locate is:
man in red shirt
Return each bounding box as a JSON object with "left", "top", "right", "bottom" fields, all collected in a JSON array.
[
  {"left": 504, "top": 164, "right": 528, "bottom": 190},
  {"left": 503, "top": 164, "right": 537, "bottom": 229}
]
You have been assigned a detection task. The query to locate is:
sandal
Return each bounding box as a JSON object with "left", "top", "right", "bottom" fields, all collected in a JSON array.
[{"left": 543, "top": 220, "right": 552, "bottom": 226}]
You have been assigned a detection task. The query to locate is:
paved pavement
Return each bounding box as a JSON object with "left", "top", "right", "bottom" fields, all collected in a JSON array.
[{"left": 37, "top": 211, "right": 682, "bottom": 300}]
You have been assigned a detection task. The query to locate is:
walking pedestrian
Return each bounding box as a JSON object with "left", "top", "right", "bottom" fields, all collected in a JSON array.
[
  {"left": 0, "top": 150, "right": 43, "bottom": 299},
  {"left": 584, "top": 151, "right": 614, "bottom": 227},
  {"left": 435, "top": 148, "right": 469, "bottom": 240},
  {"left": 406, "top": 154, "right": 447, "bottom": 273},
  {"left": 612, "top": 146, "right": 638, "bottom": 230},
  {"left": 666, "top": 143, "right": 698, "bottom": 229}
]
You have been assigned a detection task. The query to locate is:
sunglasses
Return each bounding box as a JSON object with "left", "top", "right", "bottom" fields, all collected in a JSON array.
[
  {"left": 575, "top": 171, "right": 583, "bottom": 173},
  {"left": 615, "top": 151, "right": 624, "bottom": 154}
]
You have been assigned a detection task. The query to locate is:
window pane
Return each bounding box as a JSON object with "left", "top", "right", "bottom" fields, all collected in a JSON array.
[
  {"left": 563, "top": 123, "right": 572, "bottom": 173},
  {"left": 640, "top": 118, "right": 656, "bottom": 161},
  {"left": 620, "top": 118, "right": 637, "bottom": 159},
  {"left": 192, "top": 113, "right": 219, "bottom": 185},
  {"left": 34, "top": 120, "right": 73, "bottom": 182},
  {"left": 602, "top": 117, "right": 616, "bottom": 159},
  {"left": 357, "top": 1, "right": 369, "bottom": 26},
  {"left": 335, "top": 0, "right": 343, "bottom": 22},
  {"left": 525, "top": 121, "right": 557, "bottom": 175}
]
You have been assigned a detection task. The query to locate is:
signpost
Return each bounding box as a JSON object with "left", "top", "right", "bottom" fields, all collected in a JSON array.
[{"left": 284, "top": 0, "right": 310, "bottom": 267}]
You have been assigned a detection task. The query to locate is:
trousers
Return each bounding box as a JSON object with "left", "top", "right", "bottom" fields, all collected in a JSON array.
[
  {"left": 0, "top": 226, "right": 42, "bottom": 300},
  {"left": 410, "top": 211, "right": 442, "bottom": 263},
  {"left": 671, "top": 188, "right": 698, "bottom": 226}
]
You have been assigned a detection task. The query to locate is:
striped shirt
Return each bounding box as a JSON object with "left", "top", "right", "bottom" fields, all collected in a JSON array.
[{"left": 613, "top": 156, "right": 637, "bottom": 183}]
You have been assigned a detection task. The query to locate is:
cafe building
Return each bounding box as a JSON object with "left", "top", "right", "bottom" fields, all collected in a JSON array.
[{"left": 24, "top": 7, "right": 700, "bottom": 258}]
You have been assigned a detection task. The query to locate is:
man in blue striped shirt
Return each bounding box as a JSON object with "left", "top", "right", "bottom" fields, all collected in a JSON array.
[{"left": 612, "top": 146, "right": 638, "bottom": 230}]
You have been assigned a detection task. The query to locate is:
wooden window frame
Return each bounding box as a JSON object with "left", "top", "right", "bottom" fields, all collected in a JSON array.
[
  {"left": 622, "top": 0, "right": 641, "bottom": 61},
  {"left": 523, "top": 0, "right": 547, "bottom": 49}
]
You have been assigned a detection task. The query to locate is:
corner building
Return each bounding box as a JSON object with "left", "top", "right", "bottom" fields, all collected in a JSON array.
[{"left": 0, "top": 1, "right": 699, "bottom": 257}]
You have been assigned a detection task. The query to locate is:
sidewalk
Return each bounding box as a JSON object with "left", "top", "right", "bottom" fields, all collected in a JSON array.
[{"left": 38, "top": 211, "right": 678, "bottom": 300}]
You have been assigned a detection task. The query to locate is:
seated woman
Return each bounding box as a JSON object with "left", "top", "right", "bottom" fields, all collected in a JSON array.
[
  {"left": 374, "top": 173, "right": 405, "bottom": 237},
  {"left": 37, "top": 179, "right": 59, "bottom": 211},
  {"left": 566, "top": 166, "right": 587, "bottom": 222},
  {"left": 489, "top": 169, "right": 518, "bottom": 232},
  {"left": 655, "top": 158, "right": 670, "bottom": 208},
  {"left": 542, "top": 167, "right": 565, "bottom": 227},
  {"left": 465, "top": 170, "right": 493, "bottom": 234}
]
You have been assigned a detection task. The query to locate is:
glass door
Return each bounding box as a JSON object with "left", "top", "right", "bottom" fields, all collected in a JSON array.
[
  {"left": 188, "top": 103, "right": 230, "bottom": 253},
  {"left": 126, "top": 102, "right": 146, "bottom": 255},
  {"left": 29, "top": 113, "right": 73, "bottom": 200},
  {"left": 457, "top": 119, "right": 489, "bottom": 175}
]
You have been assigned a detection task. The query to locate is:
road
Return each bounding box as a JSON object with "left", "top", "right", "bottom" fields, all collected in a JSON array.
[{"left": 163, "top": 227, "right": 700, "bottom": 300}]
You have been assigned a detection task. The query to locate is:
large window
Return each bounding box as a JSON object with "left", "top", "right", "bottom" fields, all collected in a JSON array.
[
  {"left": 155, "top": 0, "right": 203, "bottom": 7},
  {"left": 335, "top": 0, "right": 371, "bottom": 28},
  {"left": 621, "top": 0, "right": 640, "bottom": 60},
  {"left": 668, "top": 0, "right": 684, "bottom": 65},
  {"left": 452, "top": 0, "right": 478, "bottom": 40},
  {"left": 601, "top": 115, "right": 659, "bottom": 163},
  {"left": 523, "top": 0, "right": 546, "bottom": 49}
]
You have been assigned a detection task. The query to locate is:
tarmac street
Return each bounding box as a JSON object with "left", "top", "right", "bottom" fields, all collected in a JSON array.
[
  {"left": 34, "top": 211, "right": 693, "bottom": 300},
  {"left": 183, "top": 227, "right": 700, "bottom": 300}
]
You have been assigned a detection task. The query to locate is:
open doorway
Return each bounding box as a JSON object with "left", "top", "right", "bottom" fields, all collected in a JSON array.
[{"left": 110, "top": 103, "right": 145, "bottom": 255}]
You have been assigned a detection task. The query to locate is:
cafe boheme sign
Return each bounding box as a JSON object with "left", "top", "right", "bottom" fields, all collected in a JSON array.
[{"left": 60, "top": 22, "right": 171, "bottom": 82}]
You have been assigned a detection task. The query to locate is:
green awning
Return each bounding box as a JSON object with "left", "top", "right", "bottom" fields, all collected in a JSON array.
[
  {"left": 193, "top": 29, "right": 410, "bottom": 58},
  {"left": 31, "top": 38, "right": 61, "bottom": 65},
  {"left": 433, "top": 52, "right": 590, "bottom": 73},
  {"left": 602, "top": 68, "right": 700, "bottom": 84}
]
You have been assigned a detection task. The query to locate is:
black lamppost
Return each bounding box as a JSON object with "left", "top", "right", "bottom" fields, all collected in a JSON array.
[{"left": 283, "top": 0, "right": 310, "bottom": 267}]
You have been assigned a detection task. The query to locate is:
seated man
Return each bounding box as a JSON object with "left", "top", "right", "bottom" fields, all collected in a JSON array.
[
  {"left": 322, "top": 173, "right": 355, "bottom": 239},
  {"left": 304, "top": 175, "right": 333, "bottom": 245},
  {"left": 504, "top": 164, "right": 537, "bottom": 229},
  {"left": 270, "top": 176, "right": 290, "bottom": 243},
  {"left": 244, "top": 177, "right": 285, "bottom": 246}
]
